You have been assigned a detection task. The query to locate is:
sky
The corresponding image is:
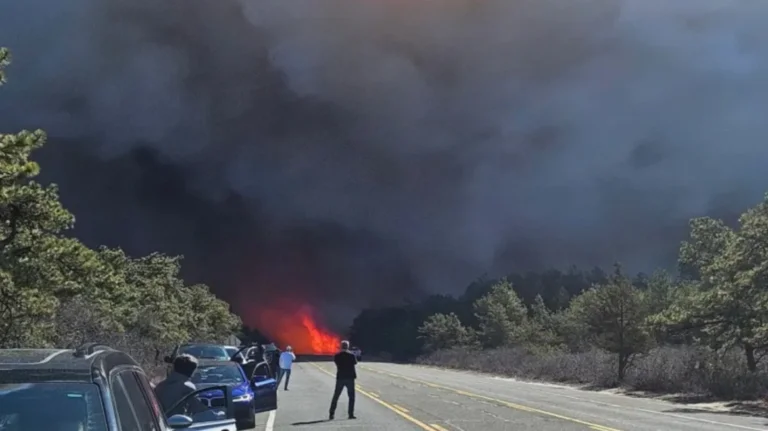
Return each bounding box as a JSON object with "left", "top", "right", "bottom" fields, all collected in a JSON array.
[{"left": 1, "top": 0, "right": 768, "bottom": 333}]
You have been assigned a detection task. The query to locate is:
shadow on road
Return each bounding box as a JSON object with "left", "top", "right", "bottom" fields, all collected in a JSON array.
[{"left": 291, "top": 419, "right": 330, "bottom": 425}]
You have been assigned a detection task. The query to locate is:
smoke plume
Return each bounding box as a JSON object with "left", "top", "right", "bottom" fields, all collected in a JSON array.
[{"left": 1, "top": 0, "right": 768, "bottom": 332}]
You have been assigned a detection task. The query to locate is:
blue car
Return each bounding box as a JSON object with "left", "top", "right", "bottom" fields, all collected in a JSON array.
[
  {"left": 164, "top": 343, "right": 232, "bottom": 376},
  {"left": 192, "top": 360, "right": 277, "bottom": 429}
]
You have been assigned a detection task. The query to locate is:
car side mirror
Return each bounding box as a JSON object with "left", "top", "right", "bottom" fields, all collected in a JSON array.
[{"left": 167, "top": 414, "right": 193, "bottom": 429}]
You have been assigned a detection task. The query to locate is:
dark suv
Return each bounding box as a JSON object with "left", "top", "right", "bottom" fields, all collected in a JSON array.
[{"left": 0, "top": 343, "right": 275, "bottom": 430}]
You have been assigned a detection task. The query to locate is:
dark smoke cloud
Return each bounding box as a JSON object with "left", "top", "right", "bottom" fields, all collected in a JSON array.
[{"left": 2, "top": 0, "right": 768, "bottom": 330}]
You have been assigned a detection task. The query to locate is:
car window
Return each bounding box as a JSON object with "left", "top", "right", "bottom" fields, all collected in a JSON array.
[
  {"left": 0, "top": 382, "right": 107, "bottom": 431},
  {"left": 113, "top": 371, "right": 159, "bottom": 431},
  {"left": 224, "top": 347, "right": 238, "bottom": 357},
  {"left": 192, "top": 364, "right": 245, "bottom": 384}
]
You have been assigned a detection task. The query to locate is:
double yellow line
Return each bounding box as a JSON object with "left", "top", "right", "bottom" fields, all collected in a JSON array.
[
  {"left": 311, "top": 362, "right": 621, "bottom": 431},
  {"left": 361, "top": 366, "right": 622, "bottom": 431},
  {"left": 309, "top": 363, "right": 445, "bottom": 431}
]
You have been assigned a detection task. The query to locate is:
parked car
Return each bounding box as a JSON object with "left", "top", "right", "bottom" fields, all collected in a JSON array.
[
  {"left": 167, "top": 343, "right": 231, "bottom": 362},
  {"left": 164, "top": 343, "right": 232, "bottom": 376},
  {"left": 0, "top": 342, "right": 277, "bottom": 430},
  {"left": 191, "top": 359, "right": 277, "bottom": 430}
]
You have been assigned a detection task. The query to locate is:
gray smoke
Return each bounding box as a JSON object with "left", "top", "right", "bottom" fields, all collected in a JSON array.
[{"left": 2, "top": 0, "right": 768, "bottom": 327}]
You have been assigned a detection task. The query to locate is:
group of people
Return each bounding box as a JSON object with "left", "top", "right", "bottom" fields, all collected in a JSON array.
[{"left": 153, "top": 339, "right": 359, "bottom": 420}]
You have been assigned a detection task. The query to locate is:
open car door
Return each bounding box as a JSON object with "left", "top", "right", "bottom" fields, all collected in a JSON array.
[
  {"left": 164, "top": 385, "right": 237, "bottom": 430},
  {"left": 250, "top": 361, "right": 278, "bottom": 414},
  {"left": 229, "top": 344, "right": 249, "bottom": 362},
  {"left": 164, "top": 345, "right": 181, "bottom": 364}
]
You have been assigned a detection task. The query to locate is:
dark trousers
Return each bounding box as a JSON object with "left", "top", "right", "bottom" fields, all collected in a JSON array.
[
  {"left": 276, "top": 368, "right": 291, "bottom": 389},
  {"left": 329, "top": 379, "right": 355, "bottom": 417}
]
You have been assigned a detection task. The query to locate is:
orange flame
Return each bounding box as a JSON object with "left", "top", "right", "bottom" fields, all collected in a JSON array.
[
  {"left": 300, "top": 312, "right": 341, "bottom": 354},
  {"left": 247, "top": 300, "right": 342, "bottom": 355}
]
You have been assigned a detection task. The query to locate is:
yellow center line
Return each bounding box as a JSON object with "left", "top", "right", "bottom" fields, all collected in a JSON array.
[
  {"left": 393, "top": 404, "right": 410, "bottom": 413},
  {"left": 430, "top": 424, "right": 451, "bottom": 431},
  {"left": 362, "top": 366, "right": 622, "bottom": 431},
  {"left": 309, "top": 363, "right": 437, "bottom": 431}
]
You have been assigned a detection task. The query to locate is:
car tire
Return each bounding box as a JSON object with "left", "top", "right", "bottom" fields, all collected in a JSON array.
[{"left": 237, "top": 410, "right": 256, "bottom": 430}]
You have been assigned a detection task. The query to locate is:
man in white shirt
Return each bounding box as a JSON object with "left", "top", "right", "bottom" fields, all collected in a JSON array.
[{"left": 276, "top": 346, "right": 296, "bottom": 390}]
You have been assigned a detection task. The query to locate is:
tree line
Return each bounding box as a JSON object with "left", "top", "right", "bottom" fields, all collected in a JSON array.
[
  {"left": 0, "top": 48, "right": 241, "bottom": 374},
  {"left": 350, "top": 192, "right": 768, "bottom": 399}
]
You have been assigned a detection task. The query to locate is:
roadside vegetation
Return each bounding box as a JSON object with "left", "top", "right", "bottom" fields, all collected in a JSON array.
[
  {"left": 0, "top": 49, "right": 241, "bottom": 377},
  {"left": 351, "top": 188, "right": 768, "bottom": 402}
]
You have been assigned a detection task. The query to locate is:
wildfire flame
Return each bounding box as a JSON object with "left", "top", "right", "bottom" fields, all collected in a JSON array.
[
  {"left": 247, "top": 301, "right": 341, "bottom": 355},
  {"left": 300, "top": 312, "right": 341, "bottom": 353}
]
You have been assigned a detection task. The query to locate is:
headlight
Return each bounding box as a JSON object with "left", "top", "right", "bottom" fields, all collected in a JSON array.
[{"left": 233, "top": 393, "right": 254, "bottom": 402}]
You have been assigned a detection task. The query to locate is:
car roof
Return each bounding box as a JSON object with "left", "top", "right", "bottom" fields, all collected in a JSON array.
[{"left": 0, "top": 346, "right": 139, "bottom": 383}]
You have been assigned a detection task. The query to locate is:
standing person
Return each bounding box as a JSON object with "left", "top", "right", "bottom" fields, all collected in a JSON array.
[
  {"left": 276, "top": 346, "right": 296, "bottom": 390},
  {"left": 267, "top": 344, "right": 281, "bottom": 379},
  {"left": 329, "top": 340, "right": 358, "bottom": 420},
  {"left": 154, "top": 354, "right": 211, "bottom": 417}
]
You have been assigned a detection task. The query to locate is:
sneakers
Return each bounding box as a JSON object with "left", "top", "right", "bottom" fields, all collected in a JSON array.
[{"left": 348, "top": 415, "right": 357, "bottom": 419}]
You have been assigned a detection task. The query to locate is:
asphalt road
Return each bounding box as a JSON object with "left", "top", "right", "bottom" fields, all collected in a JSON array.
[{"left": 246, "top": 361, "right": 768, "bottom": 431}]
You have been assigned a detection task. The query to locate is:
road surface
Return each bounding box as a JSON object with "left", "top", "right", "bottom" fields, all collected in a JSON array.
[{"left": 246, "top": 361, "right": 768, "bottom": 430}]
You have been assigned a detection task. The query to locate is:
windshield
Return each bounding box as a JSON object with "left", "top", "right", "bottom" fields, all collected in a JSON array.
[
  {"left": 179, "top": 345, "right": 229, "bottom": 360},
  {"left": 0, "top": 382, "right": 107, "bottom": 431},
  {"left": 224, "top": 347, "right": 238, "bottom": 358},
  {"left": 191, "top": 365, "right": 245, "bottom": 385}
]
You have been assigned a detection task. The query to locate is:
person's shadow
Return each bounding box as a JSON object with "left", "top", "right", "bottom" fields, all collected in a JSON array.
[{"left": 291, "top": 419, "right": 329, "bottom": 426}]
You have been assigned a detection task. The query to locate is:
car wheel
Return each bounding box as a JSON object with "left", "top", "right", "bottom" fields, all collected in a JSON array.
[{"left": 237, "top": 410, "right": 256, "bottom": 430}]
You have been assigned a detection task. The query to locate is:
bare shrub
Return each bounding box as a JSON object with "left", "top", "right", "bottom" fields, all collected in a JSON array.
[
  {"left": 54, "top": 297, "right": 167, "bottom": 380},
  {"left": 622, "top": 346, "right": 705, "bottom": 393},
  {"left": 418, "top": 347, "right": 616, "bottom": 387},
  {"left": 418, "top": 345, "right": 768, "bottom": 400}
]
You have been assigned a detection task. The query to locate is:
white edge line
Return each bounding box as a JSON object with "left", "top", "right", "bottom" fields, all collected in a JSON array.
[{"left": 265, "top": 409, "right": 276, "bottom": 431}]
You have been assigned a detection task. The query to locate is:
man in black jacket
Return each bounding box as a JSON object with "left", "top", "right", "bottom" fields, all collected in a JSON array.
[{"left": 329, "top": 340, "right": 358, "bottom": 420}]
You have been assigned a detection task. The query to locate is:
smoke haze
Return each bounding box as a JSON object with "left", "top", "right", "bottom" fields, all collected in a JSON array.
[{"left": 1, "top": 0, "right": 768, "bottom": 331}]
